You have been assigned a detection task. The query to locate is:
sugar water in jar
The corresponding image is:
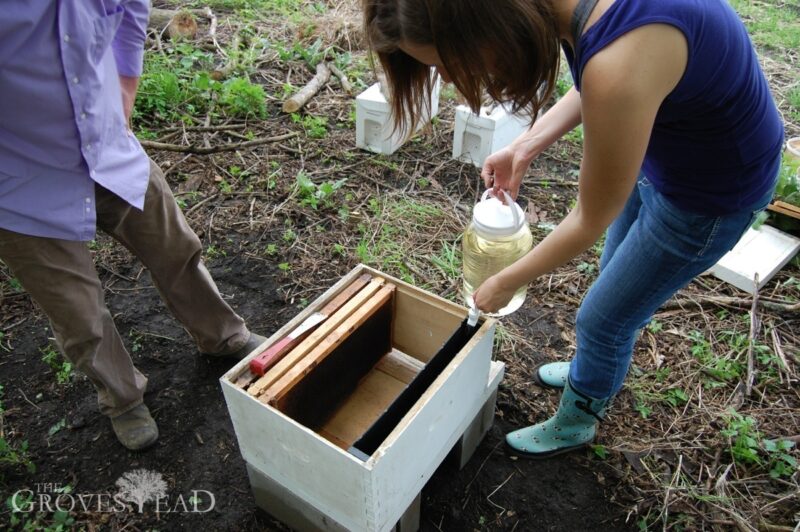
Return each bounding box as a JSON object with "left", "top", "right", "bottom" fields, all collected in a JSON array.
[{"left": 462, "top": 189, "right": 533, "bottom": 316}]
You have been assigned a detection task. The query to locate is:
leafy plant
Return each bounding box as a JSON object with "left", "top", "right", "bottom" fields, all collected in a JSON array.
[
  {"left": 773, "top": 152, "right": 799, "bottom": 208},
  {"left": 721, "top": 411, "right": 762, "bottom": 465},
  {"left": 40, "top": 344, "right": 72, "bottom": 385},
  {"left": 688, "top": 330, "right": 743, "bottom": 384},
  {"left": 720, "top": 410, "right": 797, "bottom": 478},
  {"left": 295, "top": 172, "right": 346, "bottom": 210},
  {"left": 205, "top": 245, "right": 226, "bottom": 260},
  {"left": 0, "top": 386, "right": 36, "bottom": 476},
  {"left": 291, "top": 113, "right": 328, "bottom": 138},
  {"left": 218, "top": 77, "right": 267, "bottom": 118}
]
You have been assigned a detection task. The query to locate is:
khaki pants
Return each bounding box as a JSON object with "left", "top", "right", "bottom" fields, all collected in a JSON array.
[{"left": 0, "top": 160, "right": 248, "bottom": 417}]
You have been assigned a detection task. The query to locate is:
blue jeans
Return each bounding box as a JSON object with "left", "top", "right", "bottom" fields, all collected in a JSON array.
[{"left": 569, "top": 174, "right": 776, "bottom": 399}]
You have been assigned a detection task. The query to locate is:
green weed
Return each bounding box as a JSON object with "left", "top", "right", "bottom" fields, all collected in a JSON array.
[
  {"left": 205, "top": 245, "right": 227, "bottom": 260},
  {"left": 295, "top": 171, "right": 346, "bottom": 210},
  {"left": 40, "top": 344, "right": 72, "bottom": 385},
  {"left": 291, "top": 113, "right": 328, "bottom": 138},
  {"left": 0, "top": 386, "right": 36, "bottom": 479},
  {"left": 135, "top": 43, "right": 266, "bottom": 123},
  {"left": 688, "top": 330, "right": 743, "bottom": 385},
  {"left": 721, "top": 410, "right": 797, "bottom": 478},
  {"left": 564, "top": 124, "right": 584, "bottom": 145},
  {"left": 429, "top": 241, "right": 461, "bottom": 280},
  {"left": 218, "top": 77, "right": 267, "bottom": 119}
]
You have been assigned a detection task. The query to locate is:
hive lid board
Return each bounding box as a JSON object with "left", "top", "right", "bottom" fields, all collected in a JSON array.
[{"left": 709, "top": 225, "right": 800, "bottom": 294}]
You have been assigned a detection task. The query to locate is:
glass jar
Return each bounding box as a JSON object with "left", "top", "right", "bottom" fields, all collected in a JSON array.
[{"left": 462, "top": 189, "right": 533, "bottom": 316}]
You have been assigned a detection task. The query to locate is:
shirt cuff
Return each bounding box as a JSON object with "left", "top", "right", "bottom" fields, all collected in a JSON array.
[{"left": 112, "top": 45, "right": 144, "bottom": 77}]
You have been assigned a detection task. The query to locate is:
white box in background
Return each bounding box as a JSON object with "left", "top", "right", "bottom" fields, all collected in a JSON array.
[
  {"left": 709, "top": 225, "right": 800, "bottom": 294},
  {"left": 356, "top": 76, "right": 441, "bottom": 155},
  {"left": 452, "top": 104, "right": 530, "bottom": 168}
]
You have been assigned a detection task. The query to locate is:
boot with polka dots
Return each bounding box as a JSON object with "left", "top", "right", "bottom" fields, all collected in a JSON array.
[
  {"left": 532, "top": 361, "right": 570, "bottom": 389},
  {"left": 505, "top": 378, "right": 609, "bottom": 459}
]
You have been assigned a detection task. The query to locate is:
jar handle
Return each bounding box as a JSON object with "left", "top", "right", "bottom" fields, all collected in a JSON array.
[{"left": 480, "top": 188, "right": 520, "bottom": 228}]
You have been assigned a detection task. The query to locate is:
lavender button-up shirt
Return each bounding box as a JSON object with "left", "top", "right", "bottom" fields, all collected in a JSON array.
[{"left": 0, "top": 0, "right": 151, "bottom": 241}]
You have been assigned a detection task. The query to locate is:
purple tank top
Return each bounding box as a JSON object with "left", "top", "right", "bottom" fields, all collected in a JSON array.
[{"left": 564, "top": 0, "right": 784, "bottom": 215}]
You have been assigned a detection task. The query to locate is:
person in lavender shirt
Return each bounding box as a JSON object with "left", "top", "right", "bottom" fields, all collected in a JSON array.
[{"left": 0, "top": 2, "right": 266, "bottom": 451}]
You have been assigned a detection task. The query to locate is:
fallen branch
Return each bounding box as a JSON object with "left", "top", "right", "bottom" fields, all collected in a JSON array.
[
  {"left": 282, "top": 62, "right": 332, "bottom": 113},
  {"left": 745, "top": 274, "right": 760, "bottom": 397},
  {"left": 139, "top": 132, "right": 298, "bottom": 154},
  {"left": 658, "top": 295, "right": 800, "bottom": 315},
  {"left": 328, "top": 63, "right": 353, "bottom": 95}
]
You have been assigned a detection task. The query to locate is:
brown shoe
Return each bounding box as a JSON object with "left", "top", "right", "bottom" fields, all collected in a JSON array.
[
  {"left": 111, "top": 404, "right": 159, "bottom": 451},
  {"left": 205, "top": 332, "right": 267, "bottom": 360}
]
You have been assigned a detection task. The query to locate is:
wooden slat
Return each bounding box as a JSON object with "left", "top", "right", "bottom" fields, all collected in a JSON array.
[
  {"left": 768, "top": 201, "right": 800, "bottom": 220},
  {"left": 247, "top": 277, "right": 386, "bottom": 398},
  {"left": 248, "top": 273, "right": 374, "bottom": 377},
  {"left": 264, "top": 284, "right": 396, "bottom": 405},
  {"left": 373, "top": 348, "right": 425, "bottom": 385}
]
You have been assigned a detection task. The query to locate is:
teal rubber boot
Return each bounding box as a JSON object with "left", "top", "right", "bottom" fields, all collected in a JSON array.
[
  {"left": 532, "top": 361, "right": 570, "bottom": 389},
  {"left": 505, "top": 379, "right": 609, "bottom": 459}
]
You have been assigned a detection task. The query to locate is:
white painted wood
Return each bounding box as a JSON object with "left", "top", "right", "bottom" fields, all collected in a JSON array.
[
  {"left": 222, "top": 381, "right": 373, "bottom": 529},
  {"left": 356, "top": 76, "right": 441, "bottom": 155},
  {"left": 710, "top": 225, "right": 800, "bottom": 294},
  {"left": 452, "top": 104, "right": 530, "bottom": 168},
  {"left": 221, "top": 264, "right": 503, "bottom": 531},
  {"left": 368, "top": 348, "right": 502, "bottom": 531}
]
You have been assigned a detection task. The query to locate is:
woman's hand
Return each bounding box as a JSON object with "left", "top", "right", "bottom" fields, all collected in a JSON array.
[
  {"left": 472, "top": 273, "right": 518, "bottom": 313},
  {"left": 481, "top": 145, "right": 532, "bottom": 200}
]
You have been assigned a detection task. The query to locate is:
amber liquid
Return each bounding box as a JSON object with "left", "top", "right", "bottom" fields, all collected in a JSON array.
[{"left": 462, "top": 225, "right": 533, "bottom": 316}]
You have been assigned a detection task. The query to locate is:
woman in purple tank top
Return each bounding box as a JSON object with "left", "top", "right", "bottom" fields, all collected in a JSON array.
[{"left": 362, "top": 0, "right": 783, "bottom": 458}]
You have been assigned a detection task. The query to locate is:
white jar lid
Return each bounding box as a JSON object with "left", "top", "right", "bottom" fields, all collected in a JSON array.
[{"left": 472, "top": 189, "right": 526, "bottom": 237}]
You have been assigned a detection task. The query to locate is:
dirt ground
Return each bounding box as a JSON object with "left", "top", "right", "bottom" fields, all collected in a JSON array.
[
  {"left": 0, "top": 235, "right": 636, "bottom": 531},
  {"left": 1, "top": 0, "right": 799, "bottom": 530}
]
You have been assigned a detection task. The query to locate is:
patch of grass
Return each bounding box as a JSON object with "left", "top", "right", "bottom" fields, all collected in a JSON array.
[
  {"left": 6, "top": 488, "right": 75, "bottom": 531},
  {"left": 774, "top": 151, "right": 800, "bottom": 208},
  {"left": 429, "top": 241, "right": 461, "bottom": 280},
  {"left": 729, "top": 0, "right": 800, "bottom": 50},
  {"left": 218, "top": 77, "right": 267, "bottom": 119},
  {"left": 355, "top": 198, "right": 446, "bottom": 284},
  {"left": 274, "top": 38, "right": 328, "bottom": 68},
  {"left": 135, "top": 42, "right": 266, "bottom": 124},
  {"left": 205, "top": 244, "right": 227, "bottom": 260},
  {"left": 564, "top": 124, "right": 583, "bottom": 145}
]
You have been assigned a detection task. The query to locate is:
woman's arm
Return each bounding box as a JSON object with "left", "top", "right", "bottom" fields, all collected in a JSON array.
[
  {"left": 481, "top": 86, "right": 583, "bottom": 198},
  {"left": 474, "top": 24, "right": 688, "bottom": 312}
]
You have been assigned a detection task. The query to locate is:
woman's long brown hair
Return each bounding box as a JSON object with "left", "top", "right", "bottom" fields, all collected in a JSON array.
[{"left": 363, "top": 0, "right": 560, "bottom": 136}]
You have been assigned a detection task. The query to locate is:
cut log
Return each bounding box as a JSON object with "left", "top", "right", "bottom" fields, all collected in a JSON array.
[
  {"left": 148, "top": 8, "right": 199, "bottom": 40},
  {"left": 282, "top": 62, "right": 332, "bottom": 114}
]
